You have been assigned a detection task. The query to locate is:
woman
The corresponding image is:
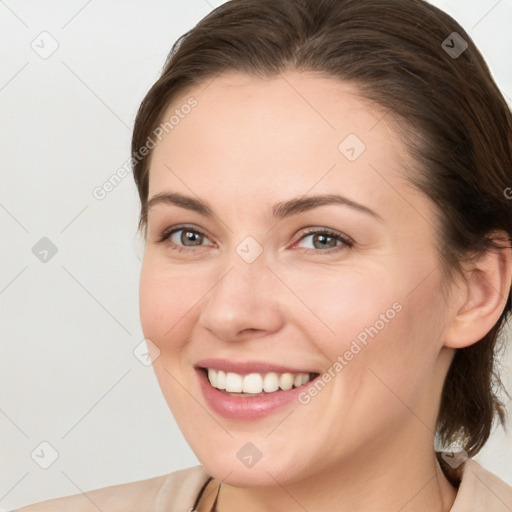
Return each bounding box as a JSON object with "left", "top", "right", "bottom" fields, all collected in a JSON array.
[{"left": 16, "top": 0, "right": 512, "bottom": 510}]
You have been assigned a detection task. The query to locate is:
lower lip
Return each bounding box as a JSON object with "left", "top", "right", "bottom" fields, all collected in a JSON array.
[{"left": 196, "top": 369, "right": 318, "bottom": 420}]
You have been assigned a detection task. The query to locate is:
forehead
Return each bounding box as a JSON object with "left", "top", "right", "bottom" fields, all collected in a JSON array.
[{"left": 147, "top": 71, "right": 419, "bottom": 219}]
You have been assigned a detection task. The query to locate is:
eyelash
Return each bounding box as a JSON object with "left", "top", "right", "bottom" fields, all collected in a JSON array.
[{"left": 156, "top": 225, "right": 353, "bottom": 254}]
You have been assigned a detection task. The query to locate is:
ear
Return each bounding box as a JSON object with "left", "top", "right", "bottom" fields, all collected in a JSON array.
[{"left": 444, "top": 232, "right": 512, "bottom": 349}]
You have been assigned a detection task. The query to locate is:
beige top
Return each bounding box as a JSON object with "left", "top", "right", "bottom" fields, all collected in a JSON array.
[{"left": 14, "top": 458, "right": 512, "bottom": 511}]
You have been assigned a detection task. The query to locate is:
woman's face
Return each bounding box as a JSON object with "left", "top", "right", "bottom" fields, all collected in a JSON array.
[{"left": 139, "top": 71, "right": 456, "bottom": 486}]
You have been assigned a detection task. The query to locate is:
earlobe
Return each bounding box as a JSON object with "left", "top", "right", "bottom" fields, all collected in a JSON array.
[{"left": 444, "top": 234, "right": 512, "bottom": 349}]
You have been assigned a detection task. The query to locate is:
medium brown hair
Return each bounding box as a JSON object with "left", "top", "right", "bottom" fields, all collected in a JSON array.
[{"left": 131, "top": 0, "right": 512, "bottom": 457}]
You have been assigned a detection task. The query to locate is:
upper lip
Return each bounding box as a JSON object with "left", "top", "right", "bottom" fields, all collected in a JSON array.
[{"left": 195, "top": 358, "right": 318, "bottom": 375}]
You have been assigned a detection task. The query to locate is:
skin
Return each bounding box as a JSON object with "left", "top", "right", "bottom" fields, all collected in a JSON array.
[{"left": 139, "top": 71, "right": 511, "bottom": 511}]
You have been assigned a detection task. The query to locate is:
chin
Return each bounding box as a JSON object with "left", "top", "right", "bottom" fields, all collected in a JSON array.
[{"left": 193, "top": 441, "right": 312, "bottom": 488}]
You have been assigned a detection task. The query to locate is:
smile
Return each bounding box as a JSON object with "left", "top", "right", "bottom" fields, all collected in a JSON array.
[
  {"left": 195, "top": 362, "right": 321, "bottom": 420},
  {"left": 206, "top": 368, "right": 315, "bottom": 395}
]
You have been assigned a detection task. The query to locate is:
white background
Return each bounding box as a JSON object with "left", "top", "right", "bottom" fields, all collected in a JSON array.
[{"left": 1, "top": 0, "right": 511, "bottom": 509}]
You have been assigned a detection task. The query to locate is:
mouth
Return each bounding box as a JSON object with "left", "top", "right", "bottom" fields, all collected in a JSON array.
[
  {"left": 194, "top": 358, "right": 322, "bottom": 419},
  {"left": 200, "top": 367, "right": 320, "bottom": 397}
]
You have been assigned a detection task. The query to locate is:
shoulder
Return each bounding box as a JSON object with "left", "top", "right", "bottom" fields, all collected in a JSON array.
[
  {"left": 452, "top": 458, "right": 512, "bottom": 511},
  {"left": 13, "top": 465, "right": 210, "bottom": 512}
]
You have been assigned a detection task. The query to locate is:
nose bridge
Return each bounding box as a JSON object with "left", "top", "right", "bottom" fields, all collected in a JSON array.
[
  {"left": 198, "top": 238, "right": 283, "bottom": 339},
  {"left": 214, "top": 231, "right": 272, "bottom": 299}
]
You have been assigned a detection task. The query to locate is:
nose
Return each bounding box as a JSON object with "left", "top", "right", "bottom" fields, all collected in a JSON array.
[{"left": 198, "top": 250, "right": 285, "bottom": 342}]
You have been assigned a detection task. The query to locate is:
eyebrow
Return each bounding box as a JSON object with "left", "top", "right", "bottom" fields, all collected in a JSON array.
[{"left": 146, "top": 192, "right": 382, "bottom": 221}]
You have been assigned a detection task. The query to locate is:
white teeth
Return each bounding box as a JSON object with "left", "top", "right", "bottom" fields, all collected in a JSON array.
[
  {"left": 225, "top": 372, "right": 243, "bottom": 392},
  {"left": 208, "top": 368, "right": 217, "bottom": 388},
  {"left": 242, "top": 373, "right": 263, "bottom": 393},
  {"left": 216, "top": 370, "right": 226, "bottom": 390},
  {"left": 263, "top": 372, "right": 279, "bottom": 392},
  {"left": 206, "top": 368, "right": 313, "bottom": 394},
  {"left": 279, "top": 373, "right": 294, "bottom": 390}
]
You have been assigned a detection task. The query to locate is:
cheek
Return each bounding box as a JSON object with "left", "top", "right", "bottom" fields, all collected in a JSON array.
[
  {"left": 282, "top": 264, "right": 402, "bottom": 354},
  {"left": 286, "top": 261, "right": 446, "bottom": 395},
  {"left": 337, "top": 268, "right": 448, "bottom": 417},
  {"left": 138, "top": 258, "right": 205, "bottom": 416},
  {"left": 137, "top": 250, "right": 215, "bottom": 416},
  {"left": 138, "top": 257, "right": 206, "bottom": 350}
]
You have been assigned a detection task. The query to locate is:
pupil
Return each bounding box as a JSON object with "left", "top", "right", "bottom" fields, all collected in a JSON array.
[
  {"left": 183, "top": 231, "right": 201, "bottom": 246},
  {"left": 315, "top": 234, "right": 335, "bottom": 249}
]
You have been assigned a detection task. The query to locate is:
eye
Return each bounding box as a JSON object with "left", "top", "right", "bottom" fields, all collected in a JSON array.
[
  {"left": 294, "top": 228, "right": 353, "bottom": 253},
  {"left": 156, "top": 225, "right": 214, "bottom": 252}
]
